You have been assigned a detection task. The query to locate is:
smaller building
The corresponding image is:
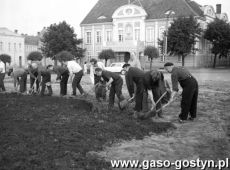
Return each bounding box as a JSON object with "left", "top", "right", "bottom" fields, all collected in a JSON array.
[{"left": 0, "top": 27, "right": 25, "bottom": 67}]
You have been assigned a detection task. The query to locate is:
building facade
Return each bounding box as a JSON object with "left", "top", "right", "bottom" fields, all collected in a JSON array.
[
  {"left": 0, "top": 28, "right": 25, "bottom": 67},
  {"left": 80, "top": 0, "right": 229, "bottom": 68}
]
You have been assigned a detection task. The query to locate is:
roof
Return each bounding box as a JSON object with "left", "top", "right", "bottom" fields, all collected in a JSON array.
[
  {"left": 24, "top": 35, "right": 39, "bottom": 45},
  {"left": 81, "top": 0, "right": 204, "bottom": 25},
  {"left": 0, "top": 27, "right": 22, "bottom": 37}
]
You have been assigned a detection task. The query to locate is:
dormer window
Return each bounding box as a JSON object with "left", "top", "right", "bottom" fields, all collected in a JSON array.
[
  {"left": 126, "top": 8, "right": 132, "bottom": 15},
  {"left": 97, "top": 16, "right": 106, "bottom": 19}
]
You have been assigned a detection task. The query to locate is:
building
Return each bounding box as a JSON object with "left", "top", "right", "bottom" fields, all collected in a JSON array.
[
  {"left": 24, "top": 34, "right": 40, "bottom": 64},
  {"left": 0, "top": 27, "right": 25, "bottom": 67},
  {"left": 80, "top": 0, "right": 229, "bottom": 68}
]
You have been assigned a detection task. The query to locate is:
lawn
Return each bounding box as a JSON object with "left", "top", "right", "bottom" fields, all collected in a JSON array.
[{"left": 0, "top": 93, "right": 175, "bottom": 170}]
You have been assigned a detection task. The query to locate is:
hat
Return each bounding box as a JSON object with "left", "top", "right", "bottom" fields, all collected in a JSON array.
[
  {"left": 122, "top": 63, "right": 131, "bottom": 68},
  {"left": 164, "top": 62, "right": 174, "bottom": 67}
]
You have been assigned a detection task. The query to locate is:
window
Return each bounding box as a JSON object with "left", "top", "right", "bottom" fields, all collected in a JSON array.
[
  {"left": 87, "top": 51, "right": 92, "bottom": 61},
  {"left": 118, "top": 30, "right": 123, "bottom": 42},
  {"left": 106, "top": 30, "right": 112, "bottom": 42},
  {"left": 86, "top": 32, "right": 92, "bottom": 44},
  {"left": 96, "top": 31, "right": 102, "bottom": 43},
  {"left": 146, "top": 27, "right": 154, "bottom": 42},
  {"left": 0, "top": 42, "right": 3, "bottom": 51},
  {"left": 19, "top": 43, "right": 22, "bottom": 51},
  {"left": 8, "top": 43, "right": 11, "bottom": 51},
  {"left": 135, "top": 29, "right": 140, "bottom": 41},
  {"left": 14, "top": 43, "right": 16, "bottom": 51}
]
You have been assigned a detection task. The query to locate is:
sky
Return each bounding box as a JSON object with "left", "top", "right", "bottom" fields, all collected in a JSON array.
[{"left": 0, "top": 0, "right": 230, "bottom": 37}]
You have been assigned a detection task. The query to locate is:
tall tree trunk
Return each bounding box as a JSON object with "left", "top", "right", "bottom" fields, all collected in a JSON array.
[
  {"left": 182, "top": 55, "right": 185, "bottom": 67},
  {"left": 150, "top": 58, "right": 153, "bottom": 70},
  {"left": 105, "top": 59, "right": 107, "bottom": 67},
  {"left": 213, "top": 54, "right": 217, "bottom": 68}
]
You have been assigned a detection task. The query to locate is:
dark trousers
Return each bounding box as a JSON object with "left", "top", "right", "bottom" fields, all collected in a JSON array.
[
  {"left": 134, "top": 80, "right": 144, "bottom": 112},
  {"left": 179, "top": 77, "right": 198, "bottom": 120},
  {"left": 30, "top": 72, "right": 39, "bottom": 91},
  {"left": 72, "top": 70, "right": 84, "bottom": 95},
  {"left": 60, "top": 72, "right": 69, "bottom": 95},
  {"left": 18, "top": 73, "right": 27, "bottom": 93},
  {"left": 0, "top": 73, "right": 5, "bottom": 91},
  {"left": 152, "top": 86, "right": 162, "bottom": 116},
  {"left": 109, "top": 78, "right": 125, "bottom": 108},
  {"left": 40, "top": 72, "right": 52, "bottom": 96}
]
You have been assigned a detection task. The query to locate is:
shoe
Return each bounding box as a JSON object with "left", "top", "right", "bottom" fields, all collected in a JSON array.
[{"left": 188, "top": 117, "right": 195, "bottom": 121}]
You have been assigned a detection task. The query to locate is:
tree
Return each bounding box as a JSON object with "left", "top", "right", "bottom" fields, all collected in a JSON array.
[
  {"left": 41, "top": 21, "right": 85, "bottom": 61},
  {"left": 204, "top": 18, "right": 230, "bottom": 68},
  {"left": 0, "top": 54, "right": 11, "bottom": 70},
  {"left": 144, "top": 46, "right": 159, "bottom": 70},
  {"left": 161, "top": 16, "right": 201, "bottom": 66},
  {"left": 98, "top": 49, "right": 115, "bottom": 66},
  {"left": 27, "top": 51, "right": 43, "bottom": 61},
  {"left": 55, "top": 51, "right": 74, "bottom": 62}
]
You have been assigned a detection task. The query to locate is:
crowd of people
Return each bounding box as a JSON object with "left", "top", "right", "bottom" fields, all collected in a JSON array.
[{"left": 0, "top": 55, "right": 198, "bottom": 122}]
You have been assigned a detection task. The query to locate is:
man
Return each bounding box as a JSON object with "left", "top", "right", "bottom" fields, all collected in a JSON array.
[
  {"left": 95, "top": 68, "right": 125, "bottom": 109},
  {"left": 64, "top": 60, "right": 85, "bottom": 96},
  {"left": 89, "top": 58, "right": 105, "bottom": 85},
  {"left": 49, "top": 65, "right": 69, "bottom": 96},
  {"left": 164, "top": 62, "right": 198, "bottom": 122},
  {"left": 0, "top": 58, "right": 6, "bottom": 92},
  {"left": 143, "top": 70, "right": 171, "bottom": 118},
  {"left": 31, "top": 64, "right": 53, "bottom": 96},
  {"left": 122, "top": 64, "right": 145, "bottom": 112},
  {"left": 28, "top": 63, "right": 40, "bottom": 93},
  {"left": 8, "top": 67, "right": 28, "bottom": 93}
]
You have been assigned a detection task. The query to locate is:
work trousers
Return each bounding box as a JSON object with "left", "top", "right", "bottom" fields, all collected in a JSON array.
[
  {"left": 18, "top": 72, "right": 27, "bottom": 93},
  {"left": 30, "top": 72, "right": 39, "bottom": 91},
  {"left": 0, "top": 73, "right": 5, "bottom": 91},
  {"left": 179, "top": 77, "right": 198, "bottom": 120},
  {"left": 134, "top": 79, "right": 144, "bottom": 112},
  {"left": 109, "top": 78, "right": 125, "bottom": 108},
  {"left": 72, "top": 70, "right": 84, "bottom": 95},
  {"left": 40, "top": 72, "right": 52, "bottom": 96},
  {"left": 60, "top": 71, "right": 69, "bottom": 95}
]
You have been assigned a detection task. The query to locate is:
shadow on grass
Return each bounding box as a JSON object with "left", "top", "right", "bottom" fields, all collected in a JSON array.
[{"left": 0, "top": 93, "right": 175, "bottom": 170}]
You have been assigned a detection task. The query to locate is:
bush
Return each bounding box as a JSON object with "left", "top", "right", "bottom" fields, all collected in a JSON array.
[
  {"left": 27, "top": 51, "right": 43, "bottom": 61},
  {"left": 55, "top": 51, "right": 74, "bottom": 62},
  {"left": 0, "top": 54, "right": 11, "bottom": 64}
]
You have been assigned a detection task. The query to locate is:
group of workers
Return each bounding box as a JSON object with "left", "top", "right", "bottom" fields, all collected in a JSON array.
[{"left": 0, "top": 54, "right": 198, "bottom": 122}]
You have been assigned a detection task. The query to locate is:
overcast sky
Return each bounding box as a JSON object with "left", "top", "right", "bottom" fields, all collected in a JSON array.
[{"left": 1, "top": 0, "right": 230, "bottom": 37}]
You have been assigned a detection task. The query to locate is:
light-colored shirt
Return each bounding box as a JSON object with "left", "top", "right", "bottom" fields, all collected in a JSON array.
[
  {"left": 0, "top": 61, "right": 5, "bottom": 73},
  {"left": 67, "top": 60, "right": 82, "bottom": 74}
]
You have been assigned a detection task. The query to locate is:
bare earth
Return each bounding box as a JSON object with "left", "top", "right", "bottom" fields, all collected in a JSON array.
[{"left": 2, "top": 68, "right": 230, "bottom": 169}]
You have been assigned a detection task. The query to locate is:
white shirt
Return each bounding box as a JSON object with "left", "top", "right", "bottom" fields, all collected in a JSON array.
[
  {"left": 0, "top": 61, "right": 5, "bottom": 73},
  {"left": 67, "top": 60, "right": 82, "bottom": 74}
]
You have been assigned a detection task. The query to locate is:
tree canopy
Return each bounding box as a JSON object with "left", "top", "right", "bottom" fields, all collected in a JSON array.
[
  {"left": 98, "top": 49, "right": 115, "bottom": 66},
  {"left": 41, "top": 21, "right": 85, "bottom": 60},
  {"left": 27, "top": 51, "right": 43, "bottom": 61},
  {"left": 55, "top": 51, "right": 74, "bottom": 62},
  {"left": 144, "top": 46, "right": 159, "bottom": 70},
  {"left": 0, "top": 54, "right": 11, "bottom": 64},
  {"left": 204, "top": 18, "right": 230, "bottom": 68},
  {"left": 163, "top": 16, "right": 201, "bottom": 66}
]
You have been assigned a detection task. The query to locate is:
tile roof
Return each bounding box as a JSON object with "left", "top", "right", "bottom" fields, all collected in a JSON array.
[
  {"left": 81, "top": 0, "right": 204, "bottom": 25},
  {"left": 0, "top": 27, "right": 22, "bottom": 37},
  {"left": 24, "top": 35, "right": 39, "bottom": 46}
]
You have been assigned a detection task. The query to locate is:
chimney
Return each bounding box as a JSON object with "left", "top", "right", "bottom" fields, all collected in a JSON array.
[
  {"left": 14, "top": 29, "right": 18, "bottom": 34},
  {"left": 216, "top": 4, "right": 221, "bottom": 14}
]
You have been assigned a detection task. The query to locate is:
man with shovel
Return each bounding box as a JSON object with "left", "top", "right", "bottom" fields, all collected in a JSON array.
[
  {"left": 164, "top": 62, "right": 198, "bottom": 123},
  {"left": 95, "top": 68, "right": 125, "bottom": 110},
  {"left": 122, "top": 64, "right": 145, "bottom": 114}
]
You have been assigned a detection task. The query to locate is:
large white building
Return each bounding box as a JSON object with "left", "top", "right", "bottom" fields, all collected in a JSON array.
[
  {"left": 80, "top": 0, "right": 229, "bottom": 68},
  {"left": 0, "top": 28, "right": 25, "bottom": 67}
]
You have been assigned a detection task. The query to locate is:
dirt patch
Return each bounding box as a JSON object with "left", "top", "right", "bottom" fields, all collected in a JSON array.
[{"left": 0, "top": 93, "right": 175, "bottom": 170}]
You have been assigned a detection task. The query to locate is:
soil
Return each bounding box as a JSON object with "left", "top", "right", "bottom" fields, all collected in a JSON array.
[{"left": 0, "top": 93, "right": 175, "bottom": 170}]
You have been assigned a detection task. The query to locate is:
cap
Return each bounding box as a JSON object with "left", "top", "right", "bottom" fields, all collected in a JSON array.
[
  {"left": 164, "top": 62, "right": 174, "bottom": 67},
  {"left": 95, "top": 67, "right": 102, "bottom": 72},
  {"left": 122, "top": 63, "right": 131, "bottom": 68}
]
